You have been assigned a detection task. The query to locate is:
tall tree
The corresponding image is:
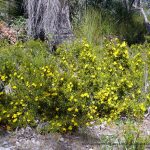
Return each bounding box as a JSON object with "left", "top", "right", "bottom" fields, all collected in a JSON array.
[{"left": 25, "top": 0, "right": 73, "bottom": 49}]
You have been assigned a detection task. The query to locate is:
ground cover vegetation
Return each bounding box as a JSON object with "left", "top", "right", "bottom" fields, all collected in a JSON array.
[
  {"left": 0, "top": 38, "right": 150, "bottom": 133},
  {"left": 0, "top": 0, "right": 150, "bottom": 141}
]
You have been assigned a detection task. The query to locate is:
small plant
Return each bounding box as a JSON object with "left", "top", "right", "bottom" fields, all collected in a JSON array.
[
  {"left": 10, "top": 16, "right": 27, "bottom": 42},
  {"left": 122, "top": 123, "right": 150, "bottom": 150}
]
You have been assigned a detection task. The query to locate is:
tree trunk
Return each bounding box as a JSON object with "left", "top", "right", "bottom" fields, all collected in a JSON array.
[
  {"left": 131, "top": 0, "right": 150, "bottom": 33},
  {"left": 25, "top": 0, "right": 73, "bottom": 49}
]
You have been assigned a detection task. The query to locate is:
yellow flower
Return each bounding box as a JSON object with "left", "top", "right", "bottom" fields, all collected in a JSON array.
[
  {"left": 52, "top": 93, "right": 58, "bottom": 96},
  {"left": 114, "top": 50, "right": 119, "bottom": 57},
  {"left": 55, "top": 115, "right": 59, "bottom": 119},
  {"left": 12, "top": 114, "right": 17, "bottom": 118},
  {"left": 84, "top": 44, "right": 89, "bottom": 48},
  {"left": 86, "top": 122, "right": 89, "bottom": 126},
  {"left": 107, "top": 118, "right": 111, "bottom": 123},
  {"left": 89, "top": 115, "right": 93, "bottom": 119},
  {"left": 46, "top": 72, "right": 53, "bottom": 77},
  {"left": 139, "top": 103, "right": 146, "bottom": 112},
  {"left": 57, "top": 123, "right": 62, "bottom": 127},
  {"left": 17, "top": 75, "right": 21, "bottom": 79},
  {"left": 70, "top": 65, "right": 74, "bottom": 68},
  {"left": 74, "top": 99, "right": 77, "bottom": 102},
  {"left": 97, "top": 67, "right": 101, "bottom": 71},
  {"left": 69, "top": 95, "right": 74, "bottom": 101},
  {"left": 26, "top": 81, "right": 29, "bottom": 87},
  {"left": 7, "top": 114, "right": 10, "bottom": 117},
  {"left": 84, "top": 64, "right": 88, "bottom": 69},
  {"left": 71, "top": 118, "right": 74, "bottom": 123},
  {"left": 17, "top": 112, "right": 22, "bottom": 115},
  {"left": 0, "top": 92, "right": 4, "bottom": 95},
  {"left": 74, "top": 122, "right": 78, "bottom": 126},
  {"left": 75, "top": 108, "right": 78, "bottom": 112},
  {"left": 120, "top": 41, "right": 126, "bottom": 48},
  {"left": 92, "top": 56, "right": 96, "bottom": 62},
  {"left": 35, "top": 97, "right": 38, "bottom": 101},
  {"left": 124, "top": 50, "right": 128, "bottom": 55},
  {"left": 15, "top": 102, "right": 18, "bottom": 105},
  {"left": 81, "top": 93, "right": 89, "bottom": 98},
  {"left": 114, "top": 96, "right": 118, "bottom": 100},
  {"left": 132, "top": 94, "right": 135, "bottom": 98},
  {"left": 62, "top": 128, "right": 66, "bottom": 132},
  {"left": 12, "top": 86, "right": 17, "bottom": 89},
  {"left": 67, "top": 108, "right": 72, "bottom": 112},
  {"left": 91, "top": 75, "right": 96, "bottom": 78},
  {"left": 13, "top": 118, "right": 17, "bottom": 123},
  {"left": 22, "top": 103, "right": 26, "bottom": 107},
  {"left": 113, "top": 61, "right": 117, "bottom": 65},
  {"left": 14, "top": 72, "right": 17, "bottom": 76},
  {"left": 2, "top": 110, "right": 7, "bottom": 114},
  {"left": 128, "top": 82, "right": 133, "bottom": 88},
  {"left": 32, "top": 83, "right": 37, "bottom": 87},
  {"left": 82, "top": 104, "right": 85, "bottom": 108},
  {"left": 119, "top": 65, "right": 123, "bottom": 70},
  {"left": 68, "top": 126, "right": 72, "bottom": 130},
  {"left": 1, "top": 75, "right": 6, "bottom": 81},
  {"left": 56, "top": 107, "right": 59, "bottom": 111},
  {"left": 137, "top": 89, "right": 141, "bottom": 94}
]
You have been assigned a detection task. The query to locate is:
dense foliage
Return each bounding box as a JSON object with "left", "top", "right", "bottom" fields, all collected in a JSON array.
[
  {"left": 0, "top": 39, "right": 149, "bottom": 132},
  {"left": 0, "top": 0, "right": 149, "bottom": 45},
  {"left": 0, "top": 0, "right": 23, "bottom": 22},
  {"left": 0, "top": 0, "right": 150, "bottom": 135}
]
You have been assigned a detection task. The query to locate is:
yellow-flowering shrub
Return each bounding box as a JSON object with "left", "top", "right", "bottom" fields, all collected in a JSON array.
[
  {"left": 94, "top": 39, "right": 147, "bottom": 121},
  {"left": 0, "top": 39, "right": 149, "bottom": 132}
]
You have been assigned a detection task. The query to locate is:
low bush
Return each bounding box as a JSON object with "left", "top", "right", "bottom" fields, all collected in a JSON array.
[{"left": 0, "top": 39, "right": 149, "bottom": 132}]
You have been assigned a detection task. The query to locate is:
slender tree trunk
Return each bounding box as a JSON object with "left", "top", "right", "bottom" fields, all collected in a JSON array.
[
  {"left": 131, "top": 0, "right": 150, "bottom": 33},
  {"left": 25, "top": 0, "right": 73, "bottom": 49}
]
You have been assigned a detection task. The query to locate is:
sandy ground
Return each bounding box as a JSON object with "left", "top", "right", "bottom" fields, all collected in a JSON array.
[{"left": 0, "top": 116, "right": 150, "bottom": 150}]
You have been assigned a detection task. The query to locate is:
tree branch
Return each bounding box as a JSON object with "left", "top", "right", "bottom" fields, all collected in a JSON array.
[{"left": 132, "top": 0, "right": 150, "bottom": 32}]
